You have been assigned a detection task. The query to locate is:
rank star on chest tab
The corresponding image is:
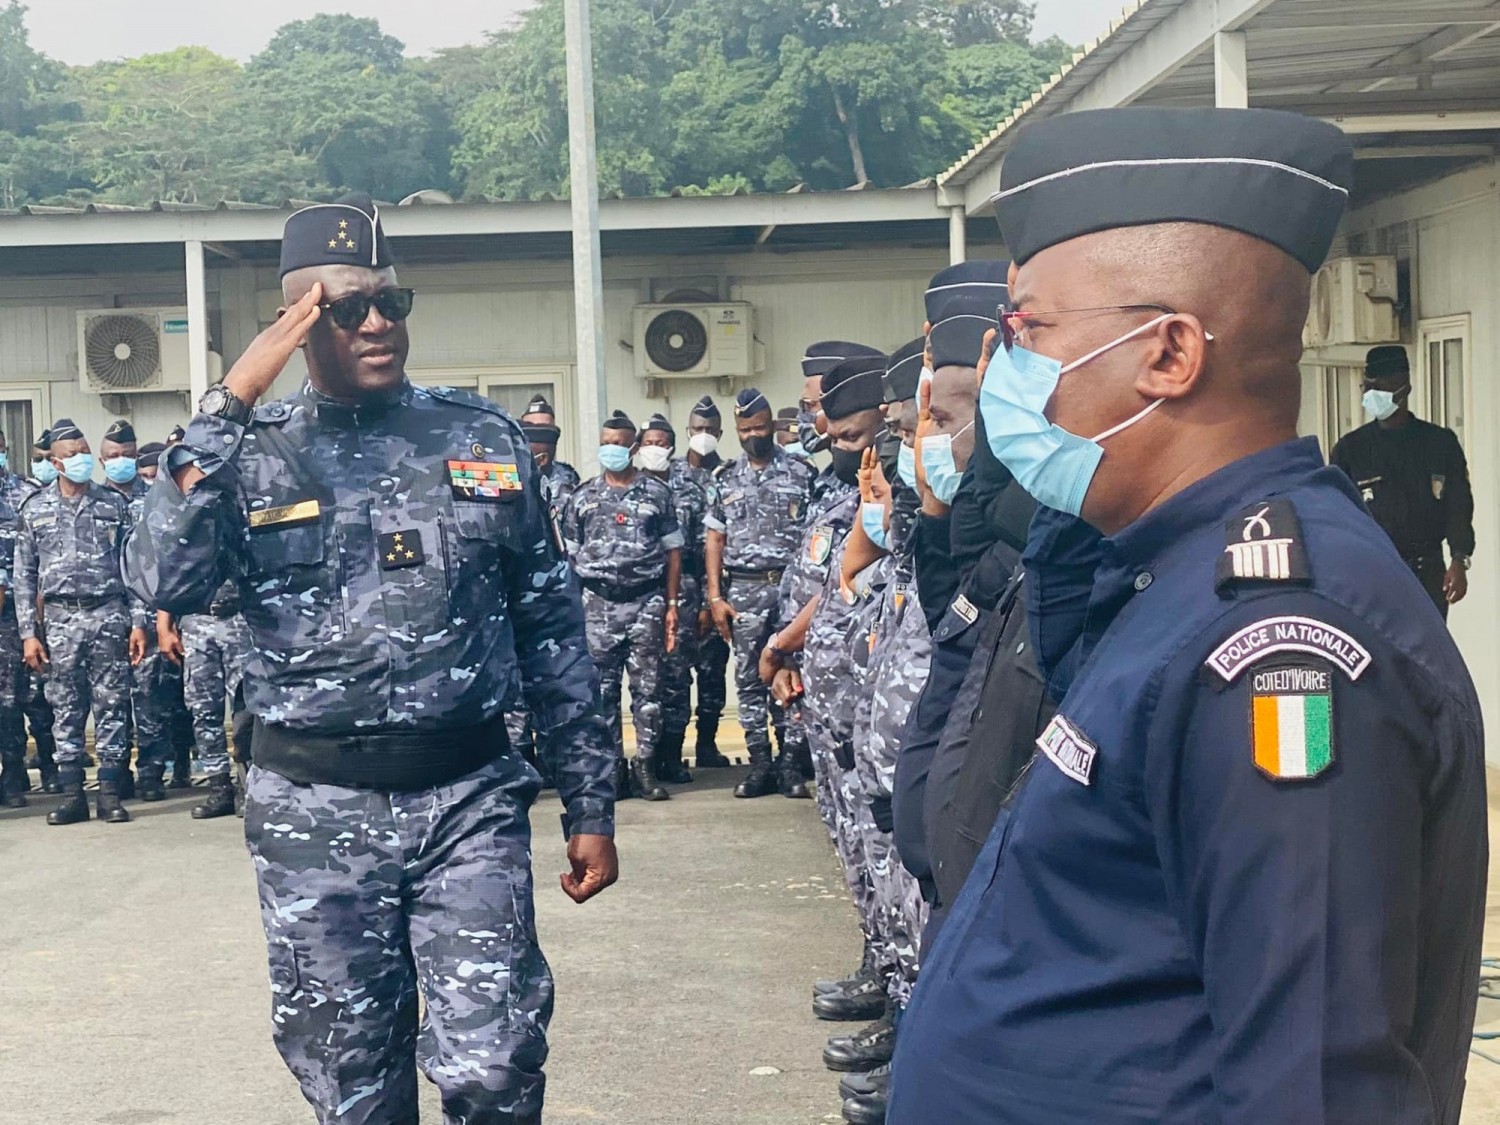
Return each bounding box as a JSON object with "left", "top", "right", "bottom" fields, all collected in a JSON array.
[{"left": 378, "top": 529, "right": 426, "bottom": 570}]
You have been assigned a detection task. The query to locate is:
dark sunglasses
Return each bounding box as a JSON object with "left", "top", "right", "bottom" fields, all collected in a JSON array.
[
  {"left": 997, "top": 303, "right": 1175, "bottom": 352},
  {"left": 320, "top": 287, "right": 416, "bottom": 331}
]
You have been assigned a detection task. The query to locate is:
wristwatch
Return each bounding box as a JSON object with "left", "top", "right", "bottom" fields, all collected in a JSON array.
[
  {"left": 768, "top": 633, "right": 790, "bottom": 660},
  {"left": 199, "top": 384, "right": 253, "bottom": 426},
  {"left": 1457, "top": 556, "right": 1472, "bottom": 571},
  {"left": 667, "top": 598, "right": 680, "bottom": 608}
]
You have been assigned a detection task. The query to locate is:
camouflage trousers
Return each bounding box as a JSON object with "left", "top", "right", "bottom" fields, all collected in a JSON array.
[
  {"left": 725, "top": 579, "right": 783, "bottom": 755},
  {"left": 582, "top": 588, "right": 667, "bottom": 764},
  {"left": 659, "top": 577, "right": 703, "bottom": 740},
  {"left": 245, "top": 756, "right": 551, "bottom": 1125},
  {"left": 127, "top": 635, "right": 172, "bottom": 779},
  {"left": 805, "top": 720, "right": 878, "bottom": 946},
  {"left": 694, "top": 632, "right": 730, "bottom": 727},
  {"left": 0, "top": 610, "right": 25, "bottom": 794},
  {"left": 181, "top": 612, "right": 251, "bottom": 777},
  {"left": 44, "top": 600, "right": 131, "bottom": 775},
  {"left": 17, "top": 652, "right": 53, "bottom": 748}
]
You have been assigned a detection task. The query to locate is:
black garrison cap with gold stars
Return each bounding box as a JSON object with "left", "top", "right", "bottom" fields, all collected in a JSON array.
[
  {"left": 993, "top": 107, "right": 1353, "bottom": 273},
  {"left": 280, "top": 190, "right": 394, "bottom": 278}
]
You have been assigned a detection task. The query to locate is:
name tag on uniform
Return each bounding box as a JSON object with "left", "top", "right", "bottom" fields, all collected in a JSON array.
[
  {"left": 1036, "top": 714, "right": 1096, "bottom": 785},
  {"left": 448, "top": 461, "right": 522, "bottom": 502},
  {"left": 248, "top": 499, "right": 321, "bottom": 532}
]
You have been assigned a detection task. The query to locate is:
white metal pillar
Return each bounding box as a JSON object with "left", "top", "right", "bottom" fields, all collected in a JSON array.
[
  {"left": 948, "top": 207, "right": 968, "bottom": 265},
  {"left": 184, "top": 239, "right": 211, "bottom": 402},
  {"left": 563, "top": 0, "right": 607, "bottom": 468},
  {"left": 1214, "top": 31, "right": 1249, "bottom": 108}
]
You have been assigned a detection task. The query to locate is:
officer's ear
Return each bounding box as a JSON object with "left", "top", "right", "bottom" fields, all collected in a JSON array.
[{"left": 1136, "top": 314, "right": 1211, "bottom": 403}]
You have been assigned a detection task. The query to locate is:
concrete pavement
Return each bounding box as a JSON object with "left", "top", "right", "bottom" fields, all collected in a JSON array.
[{"left": 0, "top": 766, "right": 861, "bottom": 1125}]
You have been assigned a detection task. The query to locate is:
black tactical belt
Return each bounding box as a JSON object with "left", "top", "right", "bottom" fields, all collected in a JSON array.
[
  {"left": 254, "top": 714, "right": 511, "bottom": 791},
  {"left": 580, "top": 578, "right": 664, "bottom": 603},
  {"left": 209, "top": 601, "right": 242, "bottom": 618},
  {"left": 47, "top": 595, "right": 119, "bottom": 612},
  {"left": 725, "top": 567, "right": 784, "bottom": 585}
]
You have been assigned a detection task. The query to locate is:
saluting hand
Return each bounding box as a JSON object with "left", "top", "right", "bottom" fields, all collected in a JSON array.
[
  {"left": 561, "top": 833, "right": 619, "bottom": 904},
  {"left": 913, "top": 377, "right": 942, "bottom": 513},
  {"left": 222, "top": 284, "right": 324, "bottom": 405}
]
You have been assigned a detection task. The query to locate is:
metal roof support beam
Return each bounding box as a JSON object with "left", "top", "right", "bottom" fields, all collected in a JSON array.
[
  {"left": 1214, "top": 31, "right": 1248, "bottom": 108},
  {"left": 1328, "top": 111, "right": 1500, "bottom": 134},
  {"left": 948, "top": 206, "right": 968, "bottom": 264},
  {"left": 1357, "top": 7, "right": 1500, "bottom": 93},
  {"left": 184, "top": 240, "right": 211, "bottom": 404},
  {"left": 1354, "top": 143, "right": 1496, "bottom": 159},
  {"left": 1255, "top": 6, "right": 1500, "bottom": 31}
]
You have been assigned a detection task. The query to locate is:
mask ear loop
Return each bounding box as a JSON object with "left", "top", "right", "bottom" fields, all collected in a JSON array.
[{"left": 1068, "top": 315, "right": 1215, "bottom": 443}]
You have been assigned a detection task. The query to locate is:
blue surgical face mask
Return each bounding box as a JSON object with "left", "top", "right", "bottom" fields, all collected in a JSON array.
[
  {"left": 32, "top": 458, "right": 57, "bottom": 485},
  {"left": 104, "top": 456, "right": 137, "bottom": 484},
  {"left": 0, "top": 451, "right": 9, "bottom": 472},
  {"left": 598, "top": 444, "right": 633, "bottom": 473},
  {"left": 979, "top": 314, "right": 1175, "bottom": 517},
  {"left": 1362, "top": 386, "right": 1405, "bottom": 421},
  {"left": 920, "top": 421, "right": 974, "bottom": 505},
  {"left": 61, "top": 452, "right": 95, "bottom": 484},
  {"left": 897, "top": 443, "right": 917, "bottom": 490},
  {"left": 782, "top": 439, "right": 809, "bottom": 459},
  {"left": 860, "top": 502, "right": 890, "bottom": 551}
]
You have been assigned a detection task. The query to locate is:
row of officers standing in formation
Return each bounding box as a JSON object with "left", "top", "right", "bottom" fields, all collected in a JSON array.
[
  {"left": 102, "top": 105, "right": 1484, "bottom": 1125},
  {"left": 0, "top": 418, "right": 248, "bottom": 824}
]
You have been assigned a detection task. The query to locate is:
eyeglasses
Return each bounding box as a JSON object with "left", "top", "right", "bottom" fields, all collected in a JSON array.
[
  {"left": 320, "top": 287, "right": 416, "bottom": 331},
  {"left": 998, "top": 303, "right": 1175, "bottom": 352}
]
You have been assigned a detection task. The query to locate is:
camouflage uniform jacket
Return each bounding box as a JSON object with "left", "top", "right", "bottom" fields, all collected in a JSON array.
[
  {"left": 562, "top": 473, "right": 684, "bottom": 590},
  {"left": 131, "top": 379, "right": 613, "bottom": 837},
  {"left": 705, "top": 448, "right": 816, "bottom": 571},
  {"left": 15, "top": 482, "right": 145, "bottom": 638},
  {"left": 667, "top": 459, "right": 714, "bottom": 581},
  {"left": 540, "top": 459, "right": 582, "bottom": 518},
  {"left": 781, "top": 475, "right": 858, "bottom": 623}
]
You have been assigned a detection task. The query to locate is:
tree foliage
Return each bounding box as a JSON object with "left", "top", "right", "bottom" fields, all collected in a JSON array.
[{"left": 0, "top": 0, "right": 1073, "bottom": 207}]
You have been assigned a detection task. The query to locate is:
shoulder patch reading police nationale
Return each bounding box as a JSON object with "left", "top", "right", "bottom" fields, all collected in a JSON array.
[
  {"left": 1250, "top": 663, "right": 1334, "bottom": 780},
  {"left": 1215, "top": 499, "right": 1310, "bottom": 590},
  {"left": 1036, "top": 714, "right": 1096, "bottom": 785},
  {"left": 1205, "top": 615, "right": 1371, "bottom": 682}
]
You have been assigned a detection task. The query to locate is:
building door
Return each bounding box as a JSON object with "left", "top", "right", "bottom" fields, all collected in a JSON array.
[
  {"left": 0, "top": 382, "right": 52, "bottom": 467},
  {"left": 408, "top": 364, "right": 580, "bottom": 468},
  {"left": 1317, "top": 364, "right": 1364, "bottom": 453},
  {"left": 1417, "top": 316, "right": 1469, "bottom": 448}
]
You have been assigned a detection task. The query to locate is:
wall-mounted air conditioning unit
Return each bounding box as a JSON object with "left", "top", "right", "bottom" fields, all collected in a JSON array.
[
  {"left": 632, "top": 302, "right": 754, "bottom": 379},
  {"left": 1303, "top": 256, "right": 1400, "bottom": 348},
  {"left": 77, "top": 307, "right": 221, "bottom": 394}
]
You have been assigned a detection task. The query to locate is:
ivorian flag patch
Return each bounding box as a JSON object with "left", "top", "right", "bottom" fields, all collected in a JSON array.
[{"left": 1250, "top": 664, "right": 1334, "bottom": 780}]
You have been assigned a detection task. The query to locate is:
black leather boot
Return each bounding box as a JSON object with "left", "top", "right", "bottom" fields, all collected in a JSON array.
[
  {"left": 839, "top": 1061, "right": 890, "bottom": 1100},
  {"left": 192, "top": 774, "right": 237, "bottom": 820},
  {"left": 841, "top": 1086, "right": 888, "bottom": 1125},
  {"left": 656, "top": 729, "right": 692, "bottom": 784},
  {"left": 169, "top": 746, "right": 193, "bottom": 789},
  {"left": 631, "top": 757, "right": 671, "bottom": 802},
  {"left": 733, "top": 744, "right": 778, "bottom": 798},
  {"left": 117, "top": 768, "right": 136, "bottom": 800},
  {"left": 815, "top": 938, "right": 878, "bottom": 997},
  {"left": 694, "top": 717, "right": 732, "bottom": 767},
  {"left": 822, "top": 1006, "right": 896, "bottom": 1071},
  {"left": 96, "top": 779, "right": 131, "bottom": 824},
  {"left": 47, "top": 772, "right": 90, "bottom": 826},
  {"left": 777, "top": 749, "right": 809, "bottom": 798},
  {"left": 814, "top": 971, "right": 889, "bottom": 1021},
  {"left": 613, "top": 755, "right": 636, "bottom": 800},
  {"left": 137, "top": 766, "right": 167, "bottom": 803}
]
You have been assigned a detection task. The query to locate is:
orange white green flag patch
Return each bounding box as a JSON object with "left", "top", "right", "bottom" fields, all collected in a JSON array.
[{"left": 1249, "top": 665, "right": 1333, "bottom": 780}]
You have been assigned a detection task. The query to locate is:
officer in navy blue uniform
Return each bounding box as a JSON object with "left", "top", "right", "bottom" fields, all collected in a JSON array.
[{"left": 890, "top": 107, "right": 1486, "bottom": 1125}]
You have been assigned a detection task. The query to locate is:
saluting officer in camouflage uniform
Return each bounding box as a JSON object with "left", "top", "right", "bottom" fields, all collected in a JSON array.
[
  {"left": 521, "top": 396, "right": 582, "bottom": 517},
  {"left": 15, "top": 431, "right": 60, "bottom": 790},
  {"left": 562, "top": 410, "right": 682, "bottom": 802},
  {"left": 17, "top": 419, "right": 148, "bottom": 825},
  {"left": 128, "top": 193, "right": 617, "bottom": 1125},
  {"left": 705, "top": 388, "right": 816, "bottom": 797},
  {"left": 683, "top": 396, "right": 732, "bottom": 767},
  {"left": 640, "top": 413, "right": 711, "bottom": 784}
]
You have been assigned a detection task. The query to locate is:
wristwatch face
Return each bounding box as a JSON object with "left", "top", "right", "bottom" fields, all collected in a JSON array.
[{"left": 201, "top": 386, "right": 227, "bottom": 416}]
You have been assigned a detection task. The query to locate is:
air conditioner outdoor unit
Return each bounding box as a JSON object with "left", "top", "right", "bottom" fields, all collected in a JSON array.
[
  {"left": 76, "top": 307, "right": 221, "bottom": 394},
  {"left": 633, "top": 302, "right": 754, "bottom": 379},
  {"left": 1303, "top": 256, "right": 1400, "bottom": 348}
]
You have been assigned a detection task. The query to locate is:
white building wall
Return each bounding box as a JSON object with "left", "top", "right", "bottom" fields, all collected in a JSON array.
[{"left": 1346, "top": 163, "right": 1500, "bottom": 761}]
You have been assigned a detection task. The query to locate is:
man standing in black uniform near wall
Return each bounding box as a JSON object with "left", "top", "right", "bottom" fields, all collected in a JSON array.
[{"left": 1331, "top": 344, "right": 1474, "bottom": 619}]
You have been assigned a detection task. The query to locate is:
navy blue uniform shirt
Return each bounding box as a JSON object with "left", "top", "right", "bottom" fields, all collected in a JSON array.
[{"left": 891, "top": 438, "right": 1486, "bottom": 1125}]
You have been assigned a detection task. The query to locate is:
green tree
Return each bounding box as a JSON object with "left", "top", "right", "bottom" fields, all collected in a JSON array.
[
  {"left": 942, "top": 35, "right": 1073, "bottom": 137},
  {"left": 0, "top": 0, "right": 78, "bottom": 206}
]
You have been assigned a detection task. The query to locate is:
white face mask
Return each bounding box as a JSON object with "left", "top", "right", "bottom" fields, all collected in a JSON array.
[
  {"left": 637, "top": 446, "right": 673, "bottom": 472},
  {"left": 688, "top": 432, "right": 719, "bottom": 457}
]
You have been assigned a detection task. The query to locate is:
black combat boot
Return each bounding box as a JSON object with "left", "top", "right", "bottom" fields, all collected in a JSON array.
[
  {"left": 192, "top": 774, "right": 237, "bottom": 819},
  {"left": 656, "top": 729, "right": 692, "bottom": 784},
  {"left": 822, "top": 1003, "right": 896, "bottom": 1070},
  {"left": 841, "top": 1085, "right": 888, "bottom": 1125},
  {"left": 613, "top": 756, "right": 636, "bottom": 800},
  {"left": 0, "top": 775, "right": 26, "bottom": 809},
  {"left": 96, "top": 778, "right": 131, "bottom": 824},
  {"left": 47, "top": 770, "right": 90, "bottom": 826},
  {"left": 694, "top": 717, "right": 732, "bottom": 767},
  {"left": 839, "top": 1061, "right": 890, "bottom": 1100},
  {"left": 117, "top": 768, "right": 136, "bottom": 800},
  {"left": 815, "top": 937, "right": 879, "bottom": 997},
  {"left": 169, "top": 746, "right": 193, "bottom": 789},
  {"left": 734, "top": 743, "right": 778, "bottom": 798},
  {"left": 137, "top": 764, "right": 167, "bottom": 803},
  {"left": 631, "top": 757, "right": 671, "bottom": 802},
  {"left": 777, "top": 748, "right": 809, "bottom": 798},
  {"left": 813, "top": 969, "right": 889, "bottom": 1022}
]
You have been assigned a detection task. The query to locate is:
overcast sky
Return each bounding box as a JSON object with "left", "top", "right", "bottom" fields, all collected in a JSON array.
[{"left": 29, "top": 0, "right": 1129, "bottom": 64}]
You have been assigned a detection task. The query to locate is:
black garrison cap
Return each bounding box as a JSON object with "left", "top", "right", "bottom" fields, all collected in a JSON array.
[
  {"left": 166, "top": 424, "right": 186, "bottom": 444},
  {"left": 1365, "top": 345, "right": 1410, "bottom": 379},
  {"left": 524, "top": 395, "right": 556, "bottom": 418},
  {"left": 884, "top": 338, "right": 927, "bottom": 404},
  {"left": 136, "top": 441, "right": 166, "bottom": 467},
  {"left": 103, "top": 419, "right": 136, "bottom": 444},
  {"left": 821, "top": 354, "right": 888, "bottom": 420},
  {"left": 775, "top": 407, "right": 799, "bottom": 432},
  {"left": 801, "top": 341, "right": 884, "bottom": 379},
  {"left": 642, "top": 413, "right": 675, "bottom": 439},
  {"left": 994, "top": 107, "right": 1353, "bottom": 273},
  {"left": 929, "top": 293, "right": 999, "bottom": 372},
  {"left": 690, "top": 395, "right": 720, "bottom": 421},
  {"left": 50, "top": 418, "right": 84, "bottom": 442},
  {"left": 924, "top": 261, "right": 1009, "bottom": 324},
  {"left": 34, "top": 429, "right": 51, "bottom": 452},
  {"left": 602, "top": 410, "right": 636, "bottom": 433},
  {"left": 280, "top": 191, "right": 395, "bottom": 279},
  {"left": 734, "top": 388, "right": 771, "bottom": 417},
  {"left": 522, "top": 423, "right": 561, "bottom": 446}
]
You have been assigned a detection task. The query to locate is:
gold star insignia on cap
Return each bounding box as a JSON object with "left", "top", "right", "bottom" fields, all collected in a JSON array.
[
  {"left": 328, "top": 239, "right": 338, "bottom": 249},
  {"left": 339, "top": 219, "right": 349, "bottom": 229}
]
